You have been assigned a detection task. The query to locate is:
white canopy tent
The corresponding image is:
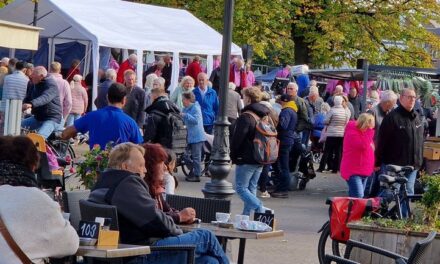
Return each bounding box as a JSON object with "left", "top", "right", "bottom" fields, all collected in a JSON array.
[{"left": 0, "top": 0, "right": 242, "bottom": 106}]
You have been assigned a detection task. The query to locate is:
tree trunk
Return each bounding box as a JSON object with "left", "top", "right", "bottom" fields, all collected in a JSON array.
[{"left": 293, "top": 35, "right": 311, "bottom": 66}]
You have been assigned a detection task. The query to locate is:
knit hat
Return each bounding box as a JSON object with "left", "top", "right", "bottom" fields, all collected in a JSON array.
[{"left": 334, "top": 95, "right": 343, "bottom": 106}]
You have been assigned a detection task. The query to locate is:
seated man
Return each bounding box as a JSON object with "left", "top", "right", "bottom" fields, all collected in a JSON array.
[
  {"left": 61, "top": 82, "right": 143, "bottom": 149},
  {"left": 22, "top": 66, "right": 62, "bottom": 139},
  {"left": 88, "top": 142, "right": 229, "bottom": 264}
]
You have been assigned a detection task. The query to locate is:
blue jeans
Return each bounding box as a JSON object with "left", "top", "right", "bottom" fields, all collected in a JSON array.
[
  {"left": 21, "top": 116, "right": 60, "bottom": 139},
  {"left": 66, "top": 113, "right": 81, "bottom": 127},
  {"left": 125, "top": 229, "right": 229, "bottom": 264},
  {"left": 186, "top": 142, "right": 204, "bottom": 177},
  {"left": 235, "top": 164, "right": 265, "bottom": 215},
  {"left": 347, "top": 175, "right": 368, "bottom": 198},
  {"left": 275, "top": 144, "right": 293, "bottom": 192}
]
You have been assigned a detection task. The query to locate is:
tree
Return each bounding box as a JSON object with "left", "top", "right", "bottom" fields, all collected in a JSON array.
[{"left": 138, "top": 0, "right": 440, "bottom": 68}]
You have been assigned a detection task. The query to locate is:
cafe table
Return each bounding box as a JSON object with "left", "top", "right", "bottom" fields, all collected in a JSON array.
[
  {"left": 77, "top": 243, "right": 150, "bottom": 260},
  {"left": 179, "top": 223, "right": 284, "bottom": 264}
]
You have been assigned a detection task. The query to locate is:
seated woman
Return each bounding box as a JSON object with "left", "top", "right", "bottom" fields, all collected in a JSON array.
[
  {"left": 143, "top": 143, "right": 196, "bottom": 224},
  {"left": 0, "top": 136, "right": 79, "bottom": 263},
  {"left": 163, "top": 148, "right": 178, "bottom": 195}
]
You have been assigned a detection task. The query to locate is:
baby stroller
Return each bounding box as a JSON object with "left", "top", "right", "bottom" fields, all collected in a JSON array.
[{"left": 289, "top": 136, "right": 317, "bottom": 191}]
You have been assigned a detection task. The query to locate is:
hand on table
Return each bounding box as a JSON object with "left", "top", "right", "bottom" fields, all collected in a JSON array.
[{"left": 178, "top": 207, "right": 196, "bottom": 224}]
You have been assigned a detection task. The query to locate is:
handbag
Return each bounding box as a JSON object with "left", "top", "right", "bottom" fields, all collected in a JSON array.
[
  {"left": 319, "top": 126, "right": 328, "bottom": 143},
  {"left": 0, "top": 217, "right": 33, "bottom": 264}
]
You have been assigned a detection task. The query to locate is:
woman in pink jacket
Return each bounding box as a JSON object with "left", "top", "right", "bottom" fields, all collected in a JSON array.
[
  {"left": 340, "top": 113, "right": 375, "bottom": 198},
  {"left": 66, "top": 74, "right": 88, "bottom": 127}
]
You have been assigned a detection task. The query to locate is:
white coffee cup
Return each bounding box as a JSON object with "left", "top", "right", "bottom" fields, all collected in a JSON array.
[
  {"left": 235, "top": 214, "right": 249, "bottom": 223},
  {"left": 215, "top": 212, "right": 230, "bottom": 223}
]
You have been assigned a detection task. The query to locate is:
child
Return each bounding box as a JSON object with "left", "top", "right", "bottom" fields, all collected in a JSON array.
[{"left": 164, "top": 148, "right": 178, "bottom": 195}]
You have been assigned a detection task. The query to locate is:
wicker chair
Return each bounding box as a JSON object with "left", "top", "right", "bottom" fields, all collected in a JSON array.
[
  {"left": 166, "top": 194, "right": 231, "bottom": 223},
  {"left": 324, "top": 231, "right": 437, "bottom": 264}
]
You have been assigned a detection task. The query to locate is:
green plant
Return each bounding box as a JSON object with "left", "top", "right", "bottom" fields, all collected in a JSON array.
[
  {"left": 421, "top": 175, "right": 440, "bottom": 227},
  {"left": 76, "top": 144, "right": 112, "bottom": 189}
]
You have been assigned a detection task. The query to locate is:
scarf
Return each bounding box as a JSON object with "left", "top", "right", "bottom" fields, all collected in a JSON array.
[{"left": 0, "top": 160, "right": 38, "bottom": 187}]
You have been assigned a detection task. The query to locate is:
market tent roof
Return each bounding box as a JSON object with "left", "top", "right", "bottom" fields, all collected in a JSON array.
[
  {"left": 0, "top": 20, "right": 42, "bottom": 50},
  {"left": 0, "top": 0, "right": 242, "bottom": 55}
]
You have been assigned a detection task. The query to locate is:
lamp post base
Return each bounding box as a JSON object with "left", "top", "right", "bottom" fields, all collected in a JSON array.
[{"left": 202, "top": 177, "right": 235, "bottom": 200}]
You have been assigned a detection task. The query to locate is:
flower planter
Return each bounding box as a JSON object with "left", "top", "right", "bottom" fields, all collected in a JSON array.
[{"left": 347, "top": 222, "right": 440, "bottom": 263}]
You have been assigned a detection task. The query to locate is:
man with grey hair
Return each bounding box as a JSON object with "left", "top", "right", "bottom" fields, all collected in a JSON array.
[
  {"left": 375, "top": 88, "right": 423, "bottom": 214},
  {"left": 2, "top": 61, "right": 29, "bottom": 135},
  {"left": 326, "top": 84, "right": 344, "bottom": 107},
  {"left": 95, "top": 68, "right": 117, "bottom": 109},
  {"left": 286, "top": 82, "right": 310, "bottom": 134},
  {"left": 306, "top": 85, "right": 324, "bottom": 116},
  {"left": 21, "top": 66, "right": 62, "bottom": 138},
  {"left": 117, "top": 53, "right": 137, "bottom": 84},
  {"left": 367, "top": 89, "right": 398, "bottom": 142},
  {"left": 88, "top": 142, "right": 229, "bottom": 263},
  {"left": 48, "top": 61, "right": 72, "bottom": 126},
  {"left": 123, "top": 69, "right": 146, "bottom": 127},
  {"left": 0, "top": 57, "right": 9, "bottom": 67}
]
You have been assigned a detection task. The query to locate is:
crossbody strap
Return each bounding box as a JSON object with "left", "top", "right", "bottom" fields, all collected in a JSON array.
[{"left": 0, "top": 218, "right": 32, "bottom": 264}]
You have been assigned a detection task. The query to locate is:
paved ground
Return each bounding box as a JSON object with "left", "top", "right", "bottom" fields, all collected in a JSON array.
[
  {"left": 175, "top": 166, "right": 347, "bottom": 264},
  {"left": 71, "top": 144, "right": 348, "bottom": 263}
]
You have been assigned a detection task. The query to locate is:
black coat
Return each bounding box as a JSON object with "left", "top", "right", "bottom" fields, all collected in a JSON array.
[
  {"left": 24, "top": 77, "right": 62, "bottom": 123},
  {"left": 231, "top": 102, "right": 270, "bottom": 165},
  {"left": 145, "top": 96, "right": 180, "bottom": 147},
  {"left": 375, "top": 105, "right": 424, "bottom": 168}
]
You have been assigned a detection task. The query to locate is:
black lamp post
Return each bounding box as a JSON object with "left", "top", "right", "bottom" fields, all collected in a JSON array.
[{"left": 202, "top": 0, "right": 235, "bottom": 199}]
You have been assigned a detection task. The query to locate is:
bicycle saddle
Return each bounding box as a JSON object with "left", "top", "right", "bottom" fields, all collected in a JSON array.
[
  {"left": 385, "top": 165, "right": 414, "bottom": 173},
  {"left": 379, "top": 174, "right": 408, "bottom": 184}
]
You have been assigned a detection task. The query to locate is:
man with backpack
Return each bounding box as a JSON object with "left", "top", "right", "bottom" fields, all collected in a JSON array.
[
  {"left": 231, "top": 87, "right": 276, "bottom": 216},
  {"left": 270, "top": 94, "right": 298, "bottom": 198},
  {"left": 144, "top": 86, "right": 187, "bottom": 155}
]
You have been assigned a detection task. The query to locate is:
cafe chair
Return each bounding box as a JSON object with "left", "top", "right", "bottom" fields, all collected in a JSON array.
[
  {"left": 62, "top": 190, "right": 91, "bottom": 230},
  {"left": 324, "top": 231, "right": 437, "bottom": 264},
  {"left": 79, "top": 199, "right": 196, "bottom": 264},
  {"left": 166, "top": 194, "right": 231, "bottom": 223}
]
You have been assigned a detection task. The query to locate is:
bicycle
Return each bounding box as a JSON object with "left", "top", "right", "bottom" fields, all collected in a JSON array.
[{"left": 317, "top": 164, "right": 423, "bottom": 263}]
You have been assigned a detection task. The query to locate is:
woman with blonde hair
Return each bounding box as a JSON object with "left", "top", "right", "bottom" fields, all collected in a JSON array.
[
  {"left": 170, "top": 75, "right": 195, "bottom": 110},
  {"left": 340, "top": 113, "right": 375, "bottom": 198}
]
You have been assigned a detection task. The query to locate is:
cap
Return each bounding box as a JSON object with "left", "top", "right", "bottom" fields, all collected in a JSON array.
[{"left": 280, "top": 94, "right": 293, "bottom": 102}]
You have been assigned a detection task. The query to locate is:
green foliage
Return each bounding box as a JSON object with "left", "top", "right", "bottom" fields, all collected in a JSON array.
[
  {"left": 4, "top": 0, "right": 440, "bottom": 67},
  {"left": 76, "top": 144, "right": 112, "bottom": 189},
  {"left": 421, "top": 175, "right": 440, "bottom": 227}
]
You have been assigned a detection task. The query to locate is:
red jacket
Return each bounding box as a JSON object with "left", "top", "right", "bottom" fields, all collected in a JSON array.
[
  {"left": 185, "top": 61, "right": 202, "bottom": 86},
  {"left": 229, "top": 64, "right": 248, "bottom": 88},
  {"left": 117, "top": 59, "right": 135, "bottom": 84},
  {"left": 340, "top": 121, "right": 375, "bottom": 180}
]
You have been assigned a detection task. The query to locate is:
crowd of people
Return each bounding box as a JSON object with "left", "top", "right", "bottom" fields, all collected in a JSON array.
[{"left": 0, "top": 52, "right": 431, "bottom": 263}]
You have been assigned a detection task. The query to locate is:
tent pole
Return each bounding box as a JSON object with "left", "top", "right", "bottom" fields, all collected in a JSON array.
[
  {"left": 91, "top": 41, "right": 100, "bottom": 111},
  {"left": 32, "top": 0, "right": 38, "bottom": 26},
  {"left": 136, "top": 49, "right": 143, "bottom": 88},
  {"left": 361, "top": 59, "right": 369, "bottom": 113},
  {"left": 207, "top": 55, "right": 214, "bottom": 79},
  {"left": 169, "top": 51, "right": 179, "bottom": 94}
]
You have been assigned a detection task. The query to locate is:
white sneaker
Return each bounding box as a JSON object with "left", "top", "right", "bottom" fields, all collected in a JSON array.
[{"left": 258, "top": 191, "right": 271, "bottom": 198}]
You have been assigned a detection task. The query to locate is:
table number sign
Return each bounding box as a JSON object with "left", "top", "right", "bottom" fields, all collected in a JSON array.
[
  {"left": 254, "top": 212, "right": 275, "bottom": 228},
  {"left": 78, "top": 220, "right": 100, "bottom": 239}
]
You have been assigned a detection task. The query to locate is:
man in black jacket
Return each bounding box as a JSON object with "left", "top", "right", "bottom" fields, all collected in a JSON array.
[
  {"left": 89, "top": 143, "right": 229, "bottom": 263},
  {"left": 22, "top": 66, "right": 61, "bottom": 138},
  {"left": 123, "top": 70, "right": 146, "bottom": 127},
  {"left": 375, "top": 88, "right": 423, "bottom": 200}
]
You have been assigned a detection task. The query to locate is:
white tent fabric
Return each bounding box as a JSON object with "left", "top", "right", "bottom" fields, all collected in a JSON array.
[{"left": 0, "top": 0, "right": 242, "bottom": 104}]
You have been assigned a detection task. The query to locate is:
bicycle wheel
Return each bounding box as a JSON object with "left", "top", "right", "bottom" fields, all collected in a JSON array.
[
  {"left": 50, "top": 140, "right": 76, "bottom": 159},
  {"left": 317, "top": 221, "right": 345, "bottom": 263}
]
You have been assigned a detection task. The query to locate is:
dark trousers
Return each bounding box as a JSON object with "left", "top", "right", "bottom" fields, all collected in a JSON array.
[
  {"left": 319, "top": 136, "right": 343, "bottom": 172},
  {"left": 275, "top": 144, "right": 293, "bottom": 192},
  {"left": 204, "top": 125, "right": 214, "bottom": 135},
  {"left": 228, "top": 117, "right": 237, "bottom": 145}
]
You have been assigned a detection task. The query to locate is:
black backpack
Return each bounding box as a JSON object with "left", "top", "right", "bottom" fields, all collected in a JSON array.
[{"left": 144, "top": 110, "right": 187, "bottom": 154}]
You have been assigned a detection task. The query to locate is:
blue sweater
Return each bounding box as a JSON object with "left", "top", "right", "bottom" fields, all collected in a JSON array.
[
  {"left": 193, "top": 87, "right": 219, "bottom": 126},
  {"left": 182, "top": 102, "right": 206, "bottom": 144},
  {"left": 277, "top": 105, "right": 298, "bottom": 146}
]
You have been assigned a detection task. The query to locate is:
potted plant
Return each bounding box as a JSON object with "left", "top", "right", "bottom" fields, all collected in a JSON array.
[
  {"left": 347, "top": 175, "right": 440, "bottom": 263},
  {"left": 76, "top": 144, "right": 112, "bottom": 189}
]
